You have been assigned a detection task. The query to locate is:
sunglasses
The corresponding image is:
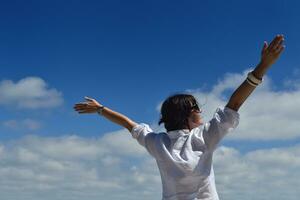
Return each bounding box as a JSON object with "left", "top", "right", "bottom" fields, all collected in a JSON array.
[{"left": 191, "top": 103, "right": 202, "bottom": 113}]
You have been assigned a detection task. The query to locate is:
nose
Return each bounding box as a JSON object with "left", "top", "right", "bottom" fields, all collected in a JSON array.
[{"left": 194, "top": 109, "right": 202, "bottom": 113}]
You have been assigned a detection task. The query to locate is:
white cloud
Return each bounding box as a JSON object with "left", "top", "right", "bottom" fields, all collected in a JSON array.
[
  {"left": 0, "top": 77, "right": 63, "bottom": 109},
  {"left": 0, "top": 133, "right": 161, "bottom": 200},
  {"left": 0, "top": 145, "right": 4, "bottom": 158},
  {"left": 0, "top": 71, "right": 299, "bottom": 200},
  {"left": 0, "top": 133, "right": 299, "bottom": 200},
  {"left": 214, "top": 145, "right": 300, "bottom": 200},
  {"left": 2, "top": 118, "right": 42, "bottom": 131}
]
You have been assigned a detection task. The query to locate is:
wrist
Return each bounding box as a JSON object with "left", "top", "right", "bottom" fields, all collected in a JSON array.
[
  {"left": 258, "top": 60, "right": 271, "bottom": 68},
  {"left": 97, "top": 105, "right": 105, "bottom": 115},
  {"left": 252, "top": 62, "right": 269, "bottom": 79}
]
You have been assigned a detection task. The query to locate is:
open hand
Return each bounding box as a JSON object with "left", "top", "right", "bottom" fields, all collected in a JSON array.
[
  {"left": 73, "top": 96, "right": 102, "bottom": 114},
  {"left": 260, "top": 34, "right": 285, "bottom": 68}
]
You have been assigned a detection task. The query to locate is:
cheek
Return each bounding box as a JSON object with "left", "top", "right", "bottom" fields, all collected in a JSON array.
[
  {"left": 191, "top": 114, "right": 201, "bottom": 122},
  {"left": 194, "top": 115, "right": 203, "bottom": 124}
]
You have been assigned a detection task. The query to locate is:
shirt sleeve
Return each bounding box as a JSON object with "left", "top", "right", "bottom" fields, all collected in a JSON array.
[
  {"left": 130, "top": 123, "right": 157, "bottom": 157},
  {"left": 202, "top": 107, "right": 240, "bottom": 151}
]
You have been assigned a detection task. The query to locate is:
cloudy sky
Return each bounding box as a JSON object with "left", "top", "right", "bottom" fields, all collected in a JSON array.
[{"left": 0, "top": 0, "right": 300, "bottom": 199}]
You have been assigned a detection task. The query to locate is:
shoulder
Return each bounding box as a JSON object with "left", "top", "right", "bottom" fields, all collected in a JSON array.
[
  {"left": 151, "top": 132, "right": 169, "bottom": 140},
  {"left": 151, "top": 132, "right": 170, "bottom": 144},
  {"left": 155, "top": 132, "right": 171, "bottom": 149},
  {"left": 158, "top": 132, "right": 169, "bottom": 139},
  {"left": 130, "top": 123, "right": 153, "bottom": 137}
]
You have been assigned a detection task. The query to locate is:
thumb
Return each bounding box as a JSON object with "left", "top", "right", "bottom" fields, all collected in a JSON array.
[
  {"left": 261, "top": 41, "right": 268, "bottom": 54},
  {"left": 85, "top": 96, "right": 94, "bottom": 101}
]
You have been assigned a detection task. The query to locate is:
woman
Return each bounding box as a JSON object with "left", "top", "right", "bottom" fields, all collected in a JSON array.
[{"left": 74, "top": 35, "right": 285, "bottom": 200}]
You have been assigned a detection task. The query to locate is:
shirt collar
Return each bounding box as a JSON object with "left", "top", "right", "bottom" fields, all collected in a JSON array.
[{"left": 167, "top": 129, "right": 190, "bottom": 139}]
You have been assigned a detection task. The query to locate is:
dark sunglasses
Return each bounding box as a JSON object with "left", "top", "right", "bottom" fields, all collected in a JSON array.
[{"left": 191, "top": 103, "right": 202, "bottom": 113}]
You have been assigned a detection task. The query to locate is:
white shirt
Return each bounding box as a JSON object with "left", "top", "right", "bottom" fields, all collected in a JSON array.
[{"left": 131, "top": 107, "right": 239, "bottom": 200}]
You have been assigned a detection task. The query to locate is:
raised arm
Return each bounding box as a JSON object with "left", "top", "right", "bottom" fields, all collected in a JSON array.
[
  {"left": 226, "top": 34, "right": 285, "bottom": 111},
  {"left": 74, "top": 97, "right": 137, "bottom": 132}
]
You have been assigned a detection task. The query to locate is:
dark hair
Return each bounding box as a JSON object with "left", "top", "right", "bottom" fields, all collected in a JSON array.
[{"left": 158, "top": 94, "right": 200, "bottom": 132}]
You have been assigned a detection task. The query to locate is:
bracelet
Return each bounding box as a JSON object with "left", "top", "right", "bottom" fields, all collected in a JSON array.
[
  {"left": 246, "top": 72, "right": 263, "bottom": 87},
  {"left": 246, "top": 78, "right": 258, "bottom": 87},
  {"left": 97, "top": 105, "right": 105, "bottom": 115},
  {"left": 247, "top": 72, "right": 263, "bottom": 84}
]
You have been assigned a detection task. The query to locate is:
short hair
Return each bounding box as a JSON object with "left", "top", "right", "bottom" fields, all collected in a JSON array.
[{"left": 158, "top": 93, "right": 200, "bottom": 132}]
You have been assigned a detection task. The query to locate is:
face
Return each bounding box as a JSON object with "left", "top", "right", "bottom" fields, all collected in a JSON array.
[{"left": 187, "top": 109, "right": 203, "bottom": 130}]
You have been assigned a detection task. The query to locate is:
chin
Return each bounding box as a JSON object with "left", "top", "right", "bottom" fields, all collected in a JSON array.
[
  {"left": 191, "top": 123, "right": 203, "bottom": 129},
  {"left": 198, "top": 122, "right": 204, "bottom": 126}
]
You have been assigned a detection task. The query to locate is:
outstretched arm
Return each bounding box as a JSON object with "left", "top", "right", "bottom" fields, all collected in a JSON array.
[
  {"left": 74, "top": 97, "right": 137, "bottom": 132},
  {"left": 226, "top": 34, "right": 285, "bottom": 111}
]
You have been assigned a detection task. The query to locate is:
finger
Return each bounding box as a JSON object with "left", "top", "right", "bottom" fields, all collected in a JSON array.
[
  {"left": 74, "top": 105, "right": 86, "bottom": 109},
  {"left": 268, "top": 35, "right": 282, "bottom": 50},
  {"left": 275, "top": 45, "right": 285, "bottom": 55},
  {"left": 74, "top": 102, "right": 88, "bottom": 106},
  {"left": 273, "top": 37, "right": 284, "bottom": 50},
  {"left": 85, "top": 96, "right": 94, "bottom": 101},
  {"left": 74, "top": 107, "right": 85, "bottom": 112},
  {"left": 74, "top": 106, "right": 95, "bottom": 111},
  {"left": 74, "top": 104, "right": 89, "bottom": 109},
  {"left": 78, "top": 110, "right": 94, "bottom": 113},
  {"left": 78, "top": 110, "right": 96, "bottom": 114},
  {"left": 74, "top": 106, "right": 82, "bottom": 111},
  {"left": 76, "top": 105, "right": 98, "bottom": 110},
  {"left": 74, "top": 107, "right": 86, "bottom": 111},
  {"left": 74, "top": 103, "right": 100, "bottom": 110},
  {"left": 74, "top": 104, "right": 87, "bottom": 108},
  {"left": 267, "top": 37, "right": 277, "bottom": 50},
  {"left": 78, "top": 111, "right": 90, "bottom": 114},
  {"left": 76, "top": 108, "right": 95, "bottom": 113}
]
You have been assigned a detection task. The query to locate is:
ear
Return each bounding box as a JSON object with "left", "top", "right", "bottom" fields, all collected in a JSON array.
[{"left": 186, "top": 116, "right": 193, "bottom": 130}]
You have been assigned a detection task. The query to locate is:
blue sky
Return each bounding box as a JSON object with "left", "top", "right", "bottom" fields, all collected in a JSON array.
[
  {"left": 1, "top": 0, "right": 298, "bottom": 138},
  {"left": 0, "top": 1, "right": 300, "bottom": 199}
]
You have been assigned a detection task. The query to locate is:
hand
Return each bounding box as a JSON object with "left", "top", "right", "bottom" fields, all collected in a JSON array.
[
  {"left": 74, "top": 96, "right": 102, "bottom": 114},
  {"left": 260, "top": 34, "right": 285, "bottom": 68}
]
